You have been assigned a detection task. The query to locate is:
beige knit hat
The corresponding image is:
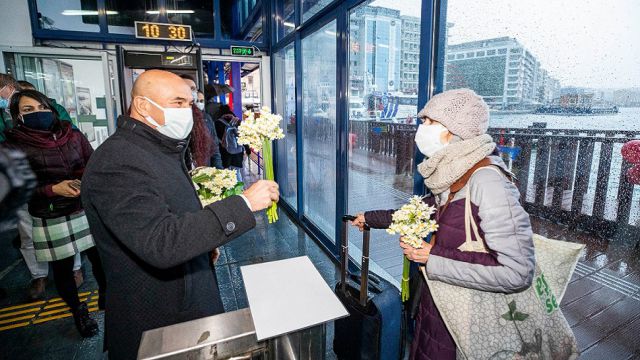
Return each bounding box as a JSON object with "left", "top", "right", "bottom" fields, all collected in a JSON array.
[{"left": 417, "top": 88, "right": 489, "bottom": 140}]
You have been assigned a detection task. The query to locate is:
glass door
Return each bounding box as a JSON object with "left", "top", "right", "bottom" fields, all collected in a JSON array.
[
  {"left": 346, "top": 0, "right": 423, "bottom": 281},
  {"left": 1, "top": 47, "right": 117, "bottom": 149},
  {"left": 301, "top": 20, "right": 338, "bottom": 243}
]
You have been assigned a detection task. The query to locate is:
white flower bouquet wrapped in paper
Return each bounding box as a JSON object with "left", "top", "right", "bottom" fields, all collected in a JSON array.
[
  {"left": 386, "top": 196, "right": 438, "bottom": 301},
  {"left": 237, "top": 106, "right": 285, "bottom": 223},
  {"left": 191, "top": 167, "right": 244, "bottom": 207}
]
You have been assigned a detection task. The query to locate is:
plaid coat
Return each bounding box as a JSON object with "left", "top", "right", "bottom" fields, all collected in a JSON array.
[{"left": 4, "top": 120, "right": 95, "bottom": 261}]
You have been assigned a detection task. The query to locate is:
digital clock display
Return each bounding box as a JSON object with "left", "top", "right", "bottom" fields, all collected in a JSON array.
[{"left": 135, "top": 21, "right": 193, "bottom": 42}]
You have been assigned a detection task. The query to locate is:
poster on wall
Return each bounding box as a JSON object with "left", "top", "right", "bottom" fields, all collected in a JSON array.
[
  {"left": 41, "top": 59, "right": 62, "bottom": 104},
  {"left": 76, "top": 87, "right": 92, "bottom": 115},
  {"left": 59, "top": 62, "right": 78, "bottom": 119},
  {"left": 78, "top": 121, "right": 96, "bottom": 142}
]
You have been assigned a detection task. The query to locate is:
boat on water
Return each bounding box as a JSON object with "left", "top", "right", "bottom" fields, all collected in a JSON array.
[
  {"left": 535, "top": 105, "right": 619, "bottom": 115},
  {"left": 535, "top": 93, "right": 619, "bottom": 115}
]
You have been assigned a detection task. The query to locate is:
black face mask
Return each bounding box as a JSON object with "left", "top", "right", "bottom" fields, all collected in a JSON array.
[{"left": 22, "top": 111, "right": 55, "bottom": 130}]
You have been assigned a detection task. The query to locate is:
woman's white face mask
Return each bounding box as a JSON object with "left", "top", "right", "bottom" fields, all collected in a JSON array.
[{"left": 414, "top": 123, "right": 449, "bottom": 158}]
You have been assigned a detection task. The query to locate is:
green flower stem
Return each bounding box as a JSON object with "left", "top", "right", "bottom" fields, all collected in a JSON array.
[
  {"left": 262, "top": 139, "right": 278, "bottom": 223},
  {"left": 401, "top": 256, "right": 410, "bottom": 302}
]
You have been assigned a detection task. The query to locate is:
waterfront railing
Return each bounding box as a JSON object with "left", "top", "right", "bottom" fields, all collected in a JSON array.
[{"left": 347, "top": 120, "right": 640, "bottom": 241}]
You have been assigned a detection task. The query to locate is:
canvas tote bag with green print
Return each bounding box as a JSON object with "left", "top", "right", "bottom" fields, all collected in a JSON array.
[{"left": 422, "top": 171, "right": 583, "bottom": 360}]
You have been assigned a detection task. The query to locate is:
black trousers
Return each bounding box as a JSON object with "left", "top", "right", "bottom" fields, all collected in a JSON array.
[{"left": 50, "top": 246, "right": 106, "bottom": 312}]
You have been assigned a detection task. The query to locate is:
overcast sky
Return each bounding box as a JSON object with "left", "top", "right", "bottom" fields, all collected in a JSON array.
[{"left": 370, "top": 0, "right": 640, "bottom": 89}]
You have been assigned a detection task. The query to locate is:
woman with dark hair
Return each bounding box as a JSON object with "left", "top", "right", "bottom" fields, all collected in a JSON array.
[
  {"left": 189, "top": 104, "right": 214, "bottom": 167},
  {"left": 4, "top": 90, "right": 106, "bottom": 338},
  {"left": 176, "top": 74, "right": 215, "bottom": 168}
]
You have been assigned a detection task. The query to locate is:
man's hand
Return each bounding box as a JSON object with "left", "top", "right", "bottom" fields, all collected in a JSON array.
[
  {"left": 351, "top": 213, "right": 367, "bottom": 232},
  {"left": 52, "top": 180, "right": 81, "bottom": 198},
  {"left": 243, "top": 180, "right": 279, "bottom": 211},
  {"left": 400, "top": 239, "right": 432, "bottom": 264}
]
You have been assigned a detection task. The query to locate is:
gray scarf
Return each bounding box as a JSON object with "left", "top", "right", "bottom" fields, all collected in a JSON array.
[{"left": 417, "top": 134, "right": 496, "bottom": 195}]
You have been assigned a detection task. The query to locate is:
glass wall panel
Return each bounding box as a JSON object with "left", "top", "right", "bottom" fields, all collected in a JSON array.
[
  {"left": 302, "top": 21, "right": 337, "bottom": 240},
  {"left": 347, "top": 0, "right": 422, "bottom": 280},
  {"left": 274, "top": 43, "right": 298, "bottom": 210},
  {"left": 220, "top": 0, "right": 263, "bottom": 41},
  {"left": 276, "top": 0, "right": 296, "bottom": 41},
  {"left": 106, "top": 0, "right": 161, "bottom": 35},
  {"left": 165, "top": 0, "right": 214, "bottom": 34},
  {"left": 442, "top": 1, "right": 639, "bottom": 246},
  {"left": 11, "top": 56, "right": 111, "bottom": 149},
  {"left": 302, "top": 0, "right": 334, "bottom": 23},
  {"left": 35, "top": 0, "right": 101, "bottom": 32}
]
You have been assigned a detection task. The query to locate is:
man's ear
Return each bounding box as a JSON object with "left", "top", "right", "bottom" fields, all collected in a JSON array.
[{"left": 132, "top": 96, "right": 149, "bottom": 116}]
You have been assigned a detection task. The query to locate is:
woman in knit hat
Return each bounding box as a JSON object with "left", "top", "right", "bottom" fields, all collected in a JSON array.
[{"left": 352, "top": 88, "right": 535, "bottom": 359}]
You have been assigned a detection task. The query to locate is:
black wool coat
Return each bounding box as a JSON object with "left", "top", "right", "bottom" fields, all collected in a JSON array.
[{"left": 82, "top": 116, "right": 256, "bottom": 359}]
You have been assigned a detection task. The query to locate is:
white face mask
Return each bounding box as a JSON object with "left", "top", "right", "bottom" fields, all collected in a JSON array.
[
  {"left": 415, "top": 123, "right": 449, "bottom": 158},
  {"left": 196, "top": 101, "right": 205, "bottom": 111},
  {"left": 143, "top": 96, "right": 194, "bottom": 140}
]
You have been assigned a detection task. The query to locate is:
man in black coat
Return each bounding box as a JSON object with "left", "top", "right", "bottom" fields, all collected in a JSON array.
[{"left": 82, "top": 70, "right": 279, "bottom": 359}]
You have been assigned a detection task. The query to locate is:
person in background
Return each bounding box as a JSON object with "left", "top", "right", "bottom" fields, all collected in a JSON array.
[
  {"left": 178, "top": 74, "right": 218, "bottom": 168},
  {"left": 198, "top": 90, "right": 223, "bottom": 169},
  {"left": 214, "top": 105, "right": 250, "bottom": 182},
  {"left": 18, "top": 81, "right": 74, "bottom": 125},
  {"left": 81, "top": 70, "right": 278, "bottom": 359},
  {"left": 204, "top": 84, "right": 221, "bottom": 121},
  {"left": 0, "top": 73, "right": 20, "bottom": 142},
  {"left": 352, "top": 89, "right": 535, "bottom": 360},
  {"left": 4, "top": 90, "right": 106, "bottom": 338},
  {"left": 18, "top": 80, "right": 85, "bottom": 295},
  {"left": 1, "top": 77, "right": 83, "bottom": 300}
]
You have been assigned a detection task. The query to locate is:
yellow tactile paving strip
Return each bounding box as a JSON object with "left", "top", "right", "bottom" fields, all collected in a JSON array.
[{"left": 0, "top": 290, "right": 100, "bottom": 331}]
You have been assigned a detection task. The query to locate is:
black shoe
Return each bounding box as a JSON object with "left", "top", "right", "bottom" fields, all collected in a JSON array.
[{"left": 73, "top": 302, "right": 98, "bottom": 338}]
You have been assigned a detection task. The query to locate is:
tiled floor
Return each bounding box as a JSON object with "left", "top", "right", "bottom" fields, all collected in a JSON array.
[{"left": 0, "top": 207, "right": 341, "bottom": 360}]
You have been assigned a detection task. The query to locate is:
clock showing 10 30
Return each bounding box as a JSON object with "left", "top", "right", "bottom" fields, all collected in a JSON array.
[{"left": 135, "top": 21, "right": 193, "bottom": 42}]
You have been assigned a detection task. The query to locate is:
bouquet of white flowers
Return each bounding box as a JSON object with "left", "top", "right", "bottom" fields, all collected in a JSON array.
[
  {"left": 237, "top": 106, "right": 285, "bottom": 223},
  {"left": 191, "top": 167, "right": 244, "bottom": 207},
  {"left": 387, "top": 196, "right": 438, "bottom": 301}
]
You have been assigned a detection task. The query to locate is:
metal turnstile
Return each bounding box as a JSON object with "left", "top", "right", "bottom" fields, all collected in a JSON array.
[{"left": 137, "top": 308, "right": 326, "bottom": 360}]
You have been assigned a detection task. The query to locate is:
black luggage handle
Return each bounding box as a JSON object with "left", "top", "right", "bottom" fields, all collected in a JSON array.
[{"left": 341, "top": 215, "right": 371, "bottom": 307}]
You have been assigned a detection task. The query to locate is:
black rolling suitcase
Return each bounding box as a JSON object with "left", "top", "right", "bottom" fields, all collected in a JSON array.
[{"left": 333, "top": 215, "right": 403, "bottom": 360}]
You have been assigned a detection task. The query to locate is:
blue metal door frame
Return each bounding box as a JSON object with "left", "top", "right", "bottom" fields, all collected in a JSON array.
[
  {"left": 271, "top": 0, "right": 442, "bottom": 262},
  {"left": 27, "top": 0, "right": 268, "bottom": 50}
]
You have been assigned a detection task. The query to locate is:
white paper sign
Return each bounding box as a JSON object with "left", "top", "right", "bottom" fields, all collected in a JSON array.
[{"left": 241, "top": 256, "right": 349, "bottom": 341}]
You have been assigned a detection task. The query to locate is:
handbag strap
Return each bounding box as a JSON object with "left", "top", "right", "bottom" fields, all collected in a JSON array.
[{"left": 459, "top": 166, "right": 507, "bottom": 253}]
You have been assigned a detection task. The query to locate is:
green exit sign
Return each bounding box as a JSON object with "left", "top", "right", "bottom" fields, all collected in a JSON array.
[{"left": 231, "top": 46, "right": 257, "bottom": 56}]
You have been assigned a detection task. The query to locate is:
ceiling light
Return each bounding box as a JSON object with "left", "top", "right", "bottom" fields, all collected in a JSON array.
[
  {"left": 61, "top": 10, "right": 118, "bottom": 16},
  {"left": 146, "top": 10, "right": 195, "bottom": 15}
]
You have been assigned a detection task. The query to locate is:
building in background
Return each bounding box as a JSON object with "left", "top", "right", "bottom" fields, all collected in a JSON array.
[
  {"left": 400, "top": 15, "right": 420, "bottom": 94},
  {"left": 613, "top": 88, "right": 640, "bottom": 107},
  {"left": 349, "top": 6, "right": 402, "bottom": 98},
  {"left": 445, "top": 36, "right": 560, "bottom": 110}
]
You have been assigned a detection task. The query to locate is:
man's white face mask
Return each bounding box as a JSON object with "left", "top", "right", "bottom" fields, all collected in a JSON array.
[
  {"left": 414, "top": 123, "right": 449, "bottom": 158},
  {"left": 143, "top": 96, "right": 194, "bottom": 140}
]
